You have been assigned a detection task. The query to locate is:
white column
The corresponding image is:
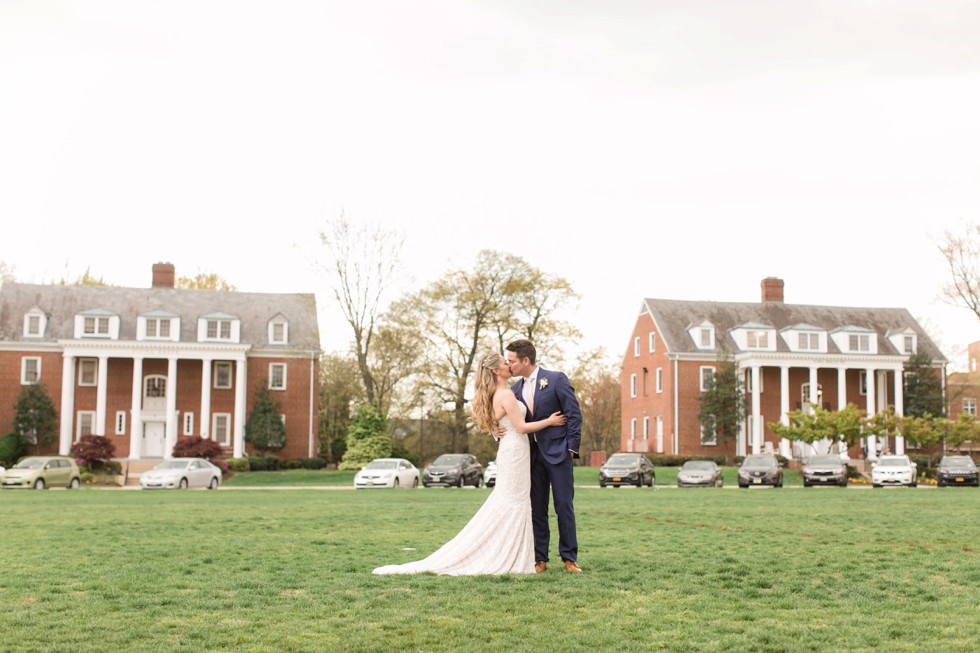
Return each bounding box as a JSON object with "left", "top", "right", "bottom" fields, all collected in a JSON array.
[
  {"left": 59, "top": 355, "right": 76, "bottom": 455},
  {"left": 200, "top": 358, "right": 212, "bottom": 439},
  {"left": 837, "top": 367, "right": 847, "bottom": 409},
  {"left": 866, "top": 367, "right": 877, "bottom": 461},
  {"left": 164, "top": 357, "right": 178, "bottom": 458},
  {"left": 751, "top": 365, "right": 762, "bottom": 455},
  {"left": 129, "top": 357, "right": 144, "bottom": 459},
  {"left": 233, "top": 356, "right": 247, "bottom": 458},
  {"left": 894, "top": 367, "right": 905, "bottom": 454},
  {"left": 779, "top": 365, "right": 791, "bottom": 458},
  {"left": 809, "top": 366, "right": 821, "bottom": 456},
  {"left": 95, "top": 355, "right": 109, "bottom": 436}
]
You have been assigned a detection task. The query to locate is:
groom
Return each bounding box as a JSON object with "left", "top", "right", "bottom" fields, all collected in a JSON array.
[{"left": 505, "top": 339, "right": 583, "bottom": 573}]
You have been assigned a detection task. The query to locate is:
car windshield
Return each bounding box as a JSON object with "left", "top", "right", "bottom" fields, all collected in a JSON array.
[
  {"left": 742, "top": 456, "right": 776, "bottom": 468},
  {"left": 808, "top": 456, "right": 841, "bottom": 466},
  {"left": 365, "top": 460, "right": 398, "bottom": 470},
  {"left": 155, "top": 460, "right": 190, "bottom": 470},
  {"left": 877, "top": 457, "right": 910, "bottom": 467},
  {"left": 681, "top": 461, "right": 715, "bottom": 471},
  {"left": 14, "top": 458, "right": 46, "bottom": 469},
  {"left": 940, "top": 456, "right": 975, "bottom": 468},
  {"left": 432, "top": 455, "right": 465, "bottom": 466},
  {"left": 607, "top": 455, "right": 640, "bottom": 466}
]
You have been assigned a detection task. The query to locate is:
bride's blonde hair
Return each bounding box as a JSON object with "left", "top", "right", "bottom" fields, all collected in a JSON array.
[{"left": 471, "top": 352, "right": 503, "bottom": 434}]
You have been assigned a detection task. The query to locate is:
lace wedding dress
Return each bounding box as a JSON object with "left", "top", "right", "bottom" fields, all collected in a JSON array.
[{"left": 373, "top": 404, "right": 534, "bottom": 575}]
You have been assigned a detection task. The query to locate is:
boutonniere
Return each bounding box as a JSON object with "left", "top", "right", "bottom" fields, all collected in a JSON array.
[{"left": 538, "top": 378, "right": 548, "bottom": 390}]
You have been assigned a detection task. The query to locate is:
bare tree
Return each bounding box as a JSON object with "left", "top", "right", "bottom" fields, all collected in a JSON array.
[
  {"left": 570, "top": 348, "right": 621, "bottom": 461},
  {"left": 939, "top": 221, "right": 980, "bottom": 323},
  {"left": 318, "top": 213, "right": 404, "bottom": 409}
]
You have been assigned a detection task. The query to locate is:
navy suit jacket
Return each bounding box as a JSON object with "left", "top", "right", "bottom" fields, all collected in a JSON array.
[{"left": 512, "top": 367, "right": 582, "bottom": 465}]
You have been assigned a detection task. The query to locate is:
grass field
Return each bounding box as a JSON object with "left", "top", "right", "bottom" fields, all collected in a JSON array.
[{"left": 2, "top": 482, "right": 978, "bottom": 652}]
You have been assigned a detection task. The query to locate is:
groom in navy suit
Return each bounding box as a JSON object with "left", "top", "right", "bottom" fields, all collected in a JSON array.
[{"left": 505, "top": 339, "right": 583, "bottom": 573}]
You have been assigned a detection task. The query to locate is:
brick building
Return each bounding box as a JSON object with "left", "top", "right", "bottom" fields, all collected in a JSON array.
[
  {"left": 0, "top": 263, "right": 320, "bottom": 461},
  {"left": 946, "top": 341, "right": 980, "bottom": 451},
  {"left": 621, "top": 278, "right": 947, "bottom": 461}
]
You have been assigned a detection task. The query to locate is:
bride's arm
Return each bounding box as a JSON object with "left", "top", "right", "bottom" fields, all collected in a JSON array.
[{"left": 499, "top": 391, "right": 565, "bottom": 434}]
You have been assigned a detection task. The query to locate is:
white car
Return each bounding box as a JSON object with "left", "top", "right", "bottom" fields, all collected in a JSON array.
[
  {"left": 871, "top": 454, "right": 917, "bottom": 488},
  {"left": 354, "top": 458, "right": 420, "bottom": 489},
  {"left": 483, "top": 460, "right": 497, "bottom": 487},
  {"left": 140, "top": 458, "right": 222, "bottom": 490}
]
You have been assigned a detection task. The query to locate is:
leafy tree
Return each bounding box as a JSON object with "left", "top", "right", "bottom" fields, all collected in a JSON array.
[
  {"left": 318, "top": 353, "right": 364, "bottom": 464},
  {"left": 903, "top": 351, "right": 946, "bottom": 418},
  {"left": 172, "top": 436, "right": 226, "bottom": 459},
  {"left": 318, "top": 213, "right": 404, "bottom": 409},
  {"left": 770, "top": 403, "right": 869, "bottom": 453},
  {"left": 56, "top": 266, "right": 107, "bottom": 286},
  {"left": 697, "top": 355, "right": 746, "bottom": 464},
  {"left": 339, "top": 403, "right": 390, "bottom": 470},
  {"left": 13, "top": 383, "right": 59, "bottom": 454},
  {"left": 244, "top": 384, "right": 287, "bottom": 455},
  {"left": 70, "top": 435, "right": 116, "bottom": 469},
  {"left": 0, "top": 432, "right": 26, "bottom": 466},
  {"left": 897, "top": 413, "right": 942, "bottom": 448},
  {"left": 570, "top": 348, "right": 621, "bottom": 460},
  {"left": 176, "top": 272, "right": 237, "bottom": 291}
]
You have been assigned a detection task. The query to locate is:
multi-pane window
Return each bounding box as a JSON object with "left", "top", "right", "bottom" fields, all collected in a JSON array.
[
  {"left": 83, "top": 316, "right": 110, "bottom": 336},
  {"left": 798, "top": 332, "right": 819, "bottom": 350},
  {"left": 77, "top": 411, "right": 96, "bottom": 438},
  {"left": 25, "top": 313, "right": 44, "bottom": 337},
  {"left": 115, "top": 411, "right": 126, "bottom": 435},
  {"left": 269, "top": 363, "right": 287, "bottom": 390},
  {"left": 746, "top": 330, "right": 769, "bottom": 348},
  {"left": 630, "top": 373, "right": 637, "bottom": 398},
  {"left": 700, "top": 366, "right": 715, "bottom": 392},
  {"left": 78, "top": 359, "right": 98, "bottom": 386},
  {"left": 22, "top": 357, "right": 41, "bottom": 384},
  {"left": 183, "top": 413, "right": 194, "bottom": 435},
  {"left": 214, "top": 362, "right": 233, "bottom": 389},
  {"left": 270, "top": 321, "right": 288, "bottom": 344},
  {"left": 656, "top": 368, "right": 663, "bottom": 393},
  {"left": 964, "top": 399, "right": 977, "bottom": 416},
  {"left": 207, "top": 319, "right": 232, "bottom": 339},
  {"left": 648, "top": 332, "right": 656, "bottom": 352},
  {"left": 849, "top": 334, "right": 870, "bottom": 352},
  {"left": 633, "top": 337, "right": 640, "bottom": 357},
  {"left": 904, "top": 335, "right": 914, "bottom": 353},
  {"left": 146, "top": 318, "right": 172, "bottom": 338},
  {"left": 213, "top": 414, "right": 231, "bottom": 446}
]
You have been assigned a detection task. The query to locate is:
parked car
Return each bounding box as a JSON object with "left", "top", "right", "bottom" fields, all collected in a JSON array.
[
  {"left": 483, "top": 460, "right": 497, "bottom": 487},
  {"left": 599, "top": 453, "right": 655, "bottom": 488},
  {"left": 140, "top": 457, "right": 222, "bottom": 490},
  {"left": 676, "top": 460, "right": 723, "bottom": 488},
  {"left": 935, "top": 455, "right": 979, "bottom": 487},
  {"left": 423, "top": 453, "right": 483, "bottom": 487},
  {"left": 871, "top": 454, "right": 917, "bottom": 488},
  {"left": 2, "top": 456, "right": 81, "bottom": 490},
  {"left": 353, "top": 458, "right": 420, "bottom": 489},
  {"left": 802, "top": 454, "right": 848, "bottom": 487},
  {"left": 737, "top": 454, "right": 783, "bottom": 488}
]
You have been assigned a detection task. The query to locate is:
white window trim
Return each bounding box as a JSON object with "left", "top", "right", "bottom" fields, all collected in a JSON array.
[
  {"left": 269, "top": 318, "right": 289, "bottom": 344},
  {"left": 746, "top": 369, "right": 764, "bottom": 393},
  {"left": 115, "top": 411, "right": 126, "bottom": 435},
  {"left": 21, "top": 357, "right": 41, "bottom": 385},
  {"left": 634, "top": 336, "right": 640, "bottom": 357},
  {"left": 199, "top": 317, "right": 240, "bottom": 343},
  {"left": 78, "top": 358, "right": 98, "bottom": 387},
  {"left": 859, "top": 371, "right": 867, "bottom": 396},
  {"left": 24, "top": 310, "right": 46, "bottom": 338},
  {"left": 183, "top": 412, "right": 195, "bottom": 436},
  {"left": 214, "top": 361, "right": 233, "bottom": 389},
  {"left": 630, "top": 418, "right": 637, "bottom": 439},
  {"left": 77, "top": 411, "right": 97, "bottom": 439},
  {"left": 655, "top": 368, "right": 663, "bottom": 394},
  {"left": 212, "top": 413, "right": 232, "bottom": 446},
  {"left": 642, "top": 416, "right": 649, "bottom": 440},
  {"left": 269, "top": 363, "right": 287, "bottom": 391},
  {"left": 630, "top": 373, "right": 637, "bottom": 398},
  {"left": 963, "top": 398, "right": 977, "bottom": 416},
  {"left": 700, "top": 366, "right": 715, "bottom": 392},
  {"left": 648, "top": 332, "right": 656, "bottom": 353}
]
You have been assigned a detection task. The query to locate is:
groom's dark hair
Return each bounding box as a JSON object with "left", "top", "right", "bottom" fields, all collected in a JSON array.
[{"left": 506, "top": 339, "right": 536, "bottom": 364}]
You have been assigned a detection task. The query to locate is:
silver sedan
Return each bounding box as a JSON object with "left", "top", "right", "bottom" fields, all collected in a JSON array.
[{"left": 140, "top": 458, "right": 222, "bottom": 490}]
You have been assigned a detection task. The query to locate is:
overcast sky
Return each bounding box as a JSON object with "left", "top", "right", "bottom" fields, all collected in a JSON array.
[{"left": 2, "top": 1, "right": 979, "bottom": 369}]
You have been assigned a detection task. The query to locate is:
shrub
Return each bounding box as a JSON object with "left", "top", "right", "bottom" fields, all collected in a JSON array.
[
  {"left": 226, "top": 458, "right": 250, "bottom": 472},
  {"left": 69, "top": 435, "right": 116, "bottom": 468},
  {"left": 645, "top": 454, "right": 726, "bottom": 467},
  {"left": 210, "top": 459, "right": 229, "bottom": 473},
  {"left": 247, "top": 455, "right": 280, "bottom": 471},
  {"left": 0, "top": 432, "right": 26, "bottom": 466},
  {"left": 172, "top": 436, "right": 226, "bottom": 459},
  {"left": 80, "top": 472, "right": 96, "bottom": 485},
  {"left": 105, "top": 460, "right": 122, "bottom": 475},
  {"left": 282, "top": 457, "right": 328, "bottom": 470}
]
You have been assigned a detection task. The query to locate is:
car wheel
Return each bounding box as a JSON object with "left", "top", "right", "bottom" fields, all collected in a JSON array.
[
  {"left": 179, "top": 478, "right": 188, "bottom": 489},
  {"left": 475, "top": 475, "right": 483, "bottom": 488},
  {"left": 599, "top": 482, "right": 606, "bottom": 488},
  {"left": 803, "top": 481, "right": 810, "bottom": 487},
  {"left": 69, "top": 477, "right": 81, "bottom": 489},
  {"left": 937, "top": 480, "right": 946, "bottom": 487},
  {"left": 412, "top": 477, "right": 419, "bottom": 488},
  {"left": 34, "top": 478, "right": 46, "bottom": 490},
  {"left": 841, "top": 480, "right": 848, "bottom": 488},
  {"left": 209, "top": 477, "right": 219, "bottom": 490},
  {"left": 872, "top": 483, "right": 880, "bottom": 488},
  {"left": 393, "top": 477, "right": 400, "bottom": 488},
  {"left": 457, "top": 476, "right": 464, "bottom": 488},
  {"left": 911, "top": 481, "right": 917, "bottom": 488}
]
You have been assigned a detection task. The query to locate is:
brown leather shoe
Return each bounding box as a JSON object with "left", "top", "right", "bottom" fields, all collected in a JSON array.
[
  {"left": 563, "top": 560, "right": 583, "bottom": 573},
  {"left": 534, "top": 561, "right": 548, "bottom": 574}
]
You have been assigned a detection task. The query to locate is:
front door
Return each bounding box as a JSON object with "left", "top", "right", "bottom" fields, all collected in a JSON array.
[{"left": 143, "top": 422, "right": 165, "bottom": 458}]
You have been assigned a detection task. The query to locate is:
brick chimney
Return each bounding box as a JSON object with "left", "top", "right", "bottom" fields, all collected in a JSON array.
[
  {"left": 152, "top": 262, "right": 176, "bottom": 288},
  {"left": 761, "top": 277, "right": 784, "bottom": 303}
]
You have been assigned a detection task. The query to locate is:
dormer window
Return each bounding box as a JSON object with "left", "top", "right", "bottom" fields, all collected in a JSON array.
[
  {"left": 799, "top": 333, "right": 819, "bottom": 350},
  {"left": 139, "top": 311, "right": 180, "bottom": 341},
  {"left": 208, "top": 320, "right": 232, "bottom": 339},
  {"left": 887, "top": 328, "right": 917, "bottom": 355},
  {"left": 85, "top": 316, "right": 110, "bottom": 336},
  {"left": 147, "top": 318, "right": 172, "bottom": 338},
  {"left": 198, "top": 313, "right": 240, "bottom": 343},
  {"left": 268, "top": 315, "right": 289, "bottom": 344},
  {"left": 23, "top": 308, "right": 47, "bottom": 338},
  {"left": 746, "top": 330, "right": 769, "bottom": 348},
  {"left": 781, "top": 324, "right": 825, "bottom": 353},
  {"left": 689, "top": 321, "right": 715, "bottom": 350},
  {"left": 849, "top": 334, "right": 870, "bottom": 352},
  {"left": 732, "top": 322, "right": 775, "bottom": 351},
  {"left": 831, "top": 326, "right": 877, "bottom": 355},
  {"left": 74, "top": 310, "right": 119, "bottom": 339}
]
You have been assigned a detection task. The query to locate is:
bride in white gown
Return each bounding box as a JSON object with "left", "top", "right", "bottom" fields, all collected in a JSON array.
[{"left": 373, "top": 353, "right": 565, "bottom": 576}]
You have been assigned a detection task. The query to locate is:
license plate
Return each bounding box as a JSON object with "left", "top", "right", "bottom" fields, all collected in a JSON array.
[
  {"left": 612, "top": 477, "right": 621, "bottom": 482},
  {"left": 956, "top": 477, "right": 964, "bottom": 482},
  {"left": 753, "top": 478, "right": 761, "bottom": 484},
  {"left": 366, "top": 480, "right": 374, "bottom": 486}
]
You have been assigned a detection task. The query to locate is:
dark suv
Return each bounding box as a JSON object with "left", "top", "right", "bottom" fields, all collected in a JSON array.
[
  {"left": 737, "top": 454, "right": 783, "bottom": 488},
  {"left": 423, "top": 453, "right": 483, "bottom": 488}
]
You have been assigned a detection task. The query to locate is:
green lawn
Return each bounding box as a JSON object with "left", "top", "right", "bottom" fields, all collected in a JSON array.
[{"left": 2, "top": 485, "right": 977, "bottom": 652}]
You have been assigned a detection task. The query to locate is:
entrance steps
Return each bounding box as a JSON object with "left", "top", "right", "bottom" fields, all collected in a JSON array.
[{"left": 120, "top": 459, "right": 163, "bottom": 486}]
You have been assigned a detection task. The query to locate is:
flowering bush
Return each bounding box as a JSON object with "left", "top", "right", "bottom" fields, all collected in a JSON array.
[
  {"left": 70, "top": 435, "right": 117, "bottom": 468},
  {"left": 172, "top": 436, "right": 226, "bottom": 459}
]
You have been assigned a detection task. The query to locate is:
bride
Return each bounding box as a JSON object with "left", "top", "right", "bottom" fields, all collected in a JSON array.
[{"left": 372, "top": 352, "right": 566, "bottom": 576}]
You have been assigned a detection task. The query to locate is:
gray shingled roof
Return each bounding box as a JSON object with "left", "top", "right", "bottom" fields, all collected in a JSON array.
[
  {"left": 644, "top": 298, "right": 947, "bottom": 361},
  {"left": 0, "top": 282, "right": 320, "bottom": 351}
]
